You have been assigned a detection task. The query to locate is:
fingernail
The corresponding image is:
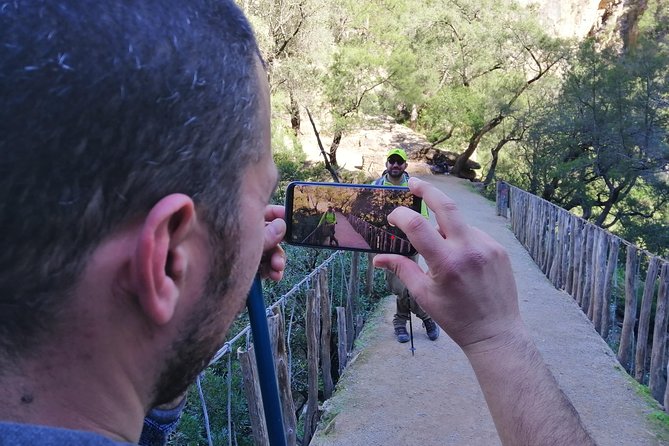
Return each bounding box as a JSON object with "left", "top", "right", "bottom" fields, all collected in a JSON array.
[{"left": 267, "top": 220, "right": 279, "bottom": 235}]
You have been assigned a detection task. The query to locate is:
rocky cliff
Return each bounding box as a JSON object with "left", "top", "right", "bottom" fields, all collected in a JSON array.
[
  {"left": 516, "top": 0, "right": 602, "bottom": 38},
  {"left": 516, "top": 0, "right": 660, "bottom": 51}
]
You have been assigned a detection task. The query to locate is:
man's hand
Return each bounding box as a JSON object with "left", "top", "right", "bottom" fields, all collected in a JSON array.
[
  {"left": 259, "top": 205, "right": 286, "bottom": 282},
  {"left": 373, "top": 177, "right": 521, "bottom": 350},
  {"left": 374, "top": 178, "right": 595, "bottom": 446}
]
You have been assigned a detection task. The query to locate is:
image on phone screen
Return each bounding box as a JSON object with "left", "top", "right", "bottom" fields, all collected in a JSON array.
[{"left": 285, "top": 182, "right": 422, "bottom": 255}]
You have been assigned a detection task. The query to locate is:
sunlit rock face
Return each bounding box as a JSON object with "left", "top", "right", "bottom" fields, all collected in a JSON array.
[
  {"left": 515, "top": 0, "right": 603, "bottom": 38},
  {"left": 517, "top": 0, "right": 655, "bottom": 51}
]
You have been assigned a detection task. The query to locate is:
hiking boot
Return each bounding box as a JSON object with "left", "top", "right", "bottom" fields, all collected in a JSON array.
[
  {"left": 394, "top": 326, "right": 410, "bottom": 343},
  {"left": 423, "top": 319, "right": 440, "bottom": 341}
]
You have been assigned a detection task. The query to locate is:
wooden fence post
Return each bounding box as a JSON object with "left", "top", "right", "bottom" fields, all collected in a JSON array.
[
  {"left": 319, "top": 271, "right": 335, "bottom": 400},
  {"left": 601, "top": 238, "right": 620, "bottom": 340},
  {"left": 237, "top": 345, "right": 269, "bottom": 446},
  {"left": 545, "top": 203, "right": 553, "bottom": 269},
  {"left": 268, "top": 307, "right": 298, "bottom": 446},
  {"left": 527, "top": 196, "right": 536, "bottom": 257},
  {"left": 568, "top": 219, "right": 582, "bottom": 298},
  {"left": 649, "top": 263, "right": 669, "bottom": 402},
  {"left": 591, "top": 230, "right": 608, "bottom": 330},
  {"left": 586, "top": 228, "right": 599, "bottom": 319},
  {"left": 548, "top": 207, "right": 560, "bottom": 285},
  {"left": 525, "top": 194, "right": 533, "bottom": 249},
  {"left": 588, "top": 229, "right": 604, "bottom": 321},
  {"left": 559, "top": 211, "right": 571, "bottom": 290},
  {"left": 541, "top": 203, "right": 551, "bottom": 273},
  {"left": 535, "top": 198, "right": 543, "bottom": 263},
  {"left": 618, "top": 245, "right": 639, "bottom": 372},
  {"left": 546, "top": 204, "right": 556, "bottom": 274},
  {"left": 575, "top": 223, "right": 589, "bottom": 306},
  {"left": 665, "top": 357, "right": 669, "bottom": 412},
  {"left": 346, "top": 252, "right": 360, "bottom": 350},
  {"left": 527, "top": 196, "right": 537, "bottom": 255},
  {"left": 635, "top": 256, "right": 661, "bottom": 383},
  {"left": 580, "top": 225, "right": 595, "bottom": 314},
  {"left": 496, "top": 181, "right": 509, "bottom": 217},
  {"left": 336, "top": 307, "right": 348, "bottom": 376},
  {"left": 365, "top": 253, "right": 375, "bottom": 297},
  {"left": 303, "top": 289, "right": 321, "bottom": 445}
]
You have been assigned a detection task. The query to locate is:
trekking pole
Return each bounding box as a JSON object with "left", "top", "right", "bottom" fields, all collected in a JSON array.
[
  {"left": 246, "top": 275, "right": 287, "bottom": 446},
  {"left": 408, "top": 315, "right": 415, "bottom": 356}
]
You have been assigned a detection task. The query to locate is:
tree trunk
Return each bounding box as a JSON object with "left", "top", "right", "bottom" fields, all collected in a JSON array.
[
  {"left": 483, "top": 149, "right": 501, "bottom": 187},
  {"left": 289, "top": 90, "right": 300, "bottom": 135},
  {"left": 483, "top": 136, "right": 519, "bottom": 187},
  {"left": 452, "top": 46, "right": 559, "bottom": 179},
  {"left": 329, "top": 129, "right": 343, "bottom": 167},
  {"left": 305, "top": 107, "right": 340, "bottom": 182},
  {"left": 452, "top": 114, "right": 504, "bottom": 178},
  {"left": 409, "top": 104, "right": 418, "bottom": 130}
]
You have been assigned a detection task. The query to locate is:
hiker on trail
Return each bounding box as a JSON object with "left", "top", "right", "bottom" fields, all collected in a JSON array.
[
  {"left": 0, "top": 2, "right": 594, "bottom": 445},
  {"left": 374, "top": 148, "right": 439, "bottom": 343},
  {"left": 318, "top": 205, "right": 339, "bottom": 247}
]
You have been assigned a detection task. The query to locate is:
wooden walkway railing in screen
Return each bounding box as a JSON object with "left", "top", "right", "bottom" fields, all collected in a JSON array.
[
  {"left": 496, "top": 181, "right": 669, "bottom": 409},
  {"left": 346, "top": 213, "right": 412, "bottom": 254}
]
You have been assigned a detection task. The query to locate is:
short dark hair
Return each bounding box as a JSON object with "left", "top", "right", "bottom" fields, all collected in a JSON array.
[{"left": 0, "top": 0, "right": 263, "bottom": 361}]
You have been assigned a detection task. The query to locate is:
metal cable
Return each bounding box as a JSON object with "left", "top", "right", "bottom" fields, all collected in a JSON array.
[
  {"left": 197, "top": 373, "right": 214, "bottom": 446},
  {"left": 227, "top": 353, "right": 232, "bottom": 446}
]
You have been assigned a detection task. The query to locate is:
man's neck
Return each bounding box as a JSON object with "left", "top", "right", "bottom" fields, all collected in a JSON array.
[
  {"left": 385, "top": 172, "right": 406, "bottom": 186},
  {"left": 0, "top": 352, "right": 146, "bottom": 443}
]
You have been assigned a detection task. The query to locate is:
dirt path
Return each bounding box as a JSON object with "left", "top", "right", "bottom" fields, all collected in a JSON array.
[
  {"left": 332, "top": 213, "right": 371, "bottom": 250},
  {"left": 309, "top": 174, "right": 669, "bottom": 446}
]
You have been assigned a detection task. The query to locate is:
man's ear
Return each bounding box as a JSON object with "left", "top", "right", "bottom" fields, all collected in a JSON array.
[{"left": 134, "top": 194, "right": 197, "bottom": 326}]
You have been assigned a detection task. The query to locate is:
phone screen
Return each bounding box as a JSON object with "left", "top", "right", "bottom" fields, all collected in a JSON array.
[{"left": 284, "top": 181, "right": 422, "bottom": 255}]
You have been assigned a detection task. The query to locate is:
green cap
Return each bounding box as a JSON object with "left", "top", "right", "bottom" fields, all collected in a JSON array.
[{"left": 386, "top": 148, "right": 407, "bottom": 161}]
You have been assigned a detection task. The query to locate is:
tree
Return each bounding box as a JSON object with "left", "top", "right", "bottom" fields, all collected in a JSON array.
[
  {"left": 392, "top": 0, "right": 566, "bottom": 179},
  {"left": 318, "top": 0, "right": 414, "bottom": 167},
  {"left": 244, "top": 0, "right": 333, "bottom": 135},
  {"left": 509, "top": 27, "right": 668, "bottom": 254},
  {"left": 322, "top": 45, "right": 394, "bottom": 166}
]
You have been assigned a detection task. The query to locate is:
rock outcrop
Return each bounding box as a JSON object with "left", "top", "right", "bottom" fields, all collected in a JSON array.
[{"left": 516, "top": 0, "right": 660, "bottom": 51}]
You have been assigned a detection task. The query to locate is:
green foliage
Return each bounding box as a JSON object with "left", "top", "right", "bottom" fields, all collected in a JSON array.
[
  {"left": 618, "top": 369, "right": 669, "bottom": 442},
  {"left": 509, "top": 16, "right": 669, "bottom": 257},
  {"left": 170, "top": 363, "right": 255, "bottom": 445}
]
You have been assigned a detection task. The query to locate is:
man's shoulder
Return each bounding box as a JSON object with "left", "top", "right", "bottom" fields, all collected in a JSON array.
[{"left": 0, "top": 422, "right": 133, "bottom": 446}]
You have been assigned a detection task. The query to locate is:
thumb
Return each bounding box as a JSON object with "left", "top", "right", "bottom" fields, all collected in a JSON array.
[
  {"left": 263, "top": 218, "right": 286, "bottom": 252},
  {"left": 373, "top": 254, "right": 426, "bottom": 295}
]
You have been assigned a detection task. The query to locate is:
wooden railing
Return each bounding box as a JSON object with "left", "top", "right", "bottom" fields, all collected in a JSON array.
[
  {"left": 497, "top": 181, "right": 669, "bottom": 408},
  {"left": 191, "top": 250, "right": 373, "bottom": 446},
  {"left": 346, "top": 214, "right": 412, "bottom": 255}
]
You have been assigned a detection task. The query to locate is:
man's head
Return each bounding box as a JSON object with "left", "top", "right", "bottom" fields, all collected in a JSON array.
[
  {"left": 0, "top": 0, "right": 275, "bottom": 410},
  {"left": 385, "top": 148, "right": 408, "bottom": 179}
]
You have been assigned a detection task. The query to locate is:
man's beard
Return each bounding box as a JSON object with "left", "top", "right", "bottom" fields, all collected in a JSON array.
[
  {"left": 150, "top": 226, "right": 238, "bottom": 407},
  {"left": 388, "top": 167, "right": 404, "bottom": 179},
  {"left": 150, "top": 295, "right": 226, "bottom": 407}
]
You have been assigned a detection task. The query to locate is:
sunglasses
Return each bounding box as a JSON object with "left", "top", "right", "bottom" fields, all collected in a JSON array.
[{"left": 387, "top": 157, "right": 405, "bottom": 165}]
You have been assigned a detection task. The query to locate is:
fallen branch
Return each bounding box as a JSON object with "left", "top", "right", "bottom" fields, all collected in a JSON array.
[{"left": 305, "top": 107, "right": 340, "bottom": 183}]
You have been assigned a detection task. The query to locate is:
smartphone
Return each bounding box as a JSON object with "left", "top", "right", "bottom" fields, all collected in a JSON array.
[{"left": 284, "top": 181, "right": 422, "bottom": 256}]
